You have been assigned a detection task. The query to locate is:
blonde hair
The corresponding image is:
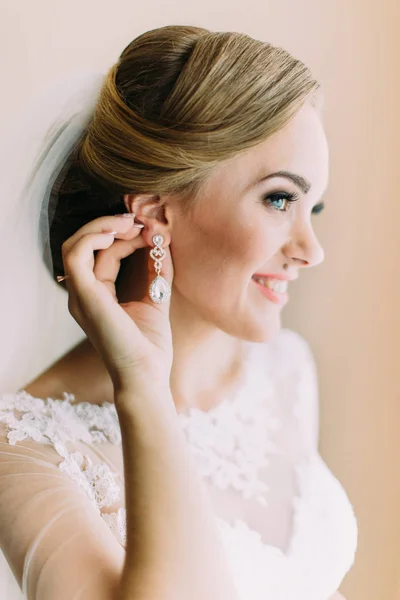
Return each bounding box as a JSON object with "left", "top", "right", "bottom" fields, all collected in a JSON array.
[{"left": 50, "top": 24, "right": 322, "bottom": 285}]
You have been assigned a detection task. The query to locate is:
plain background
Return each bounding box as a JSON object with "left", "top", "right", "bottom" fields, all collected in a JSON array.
[{"left": 0, "top": 2, "right": 399, "bottom": 599}]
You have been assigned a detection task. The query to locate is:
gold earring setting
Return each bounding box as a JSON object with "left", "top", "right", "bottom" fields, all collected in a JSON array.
[{"left": 149, "top": 234, "right": 171, "bottom": 304}]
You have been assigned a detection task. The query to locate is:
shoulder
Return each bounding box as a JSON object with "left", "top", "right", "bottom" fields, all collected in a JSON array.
[
  {"left": 0, "top": 390, "right": 124, "bottom": 516},
  {"left": 270, "top": 327, "right": 319, "bottom": 382},
  {"left": 269, "top": 328, "right": 320, "bottom": 453},
  {"left": 272, "top": 327, "right": 317, "bottom": 364},
  {"left": 264, "top": 327, "right": 319, "bottom": 389}
]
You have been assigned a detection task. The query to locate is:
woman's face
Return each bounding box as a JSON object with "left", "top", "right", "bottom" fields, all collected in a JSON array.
[{"left": 133, "top": 101, "right": 329, "bottom": 344}]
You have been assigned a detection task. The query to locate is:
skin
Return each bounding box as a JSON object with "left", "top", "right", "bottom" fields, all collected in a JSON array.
[{"left": 25, "top": 100, "right": 328, "bottom": 413}]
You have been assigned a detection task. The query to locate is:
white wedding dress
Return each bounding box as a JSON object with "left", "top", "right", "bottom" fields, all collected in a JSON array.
[{"left": 0, "top": 328, "right": 358, "bottom": 600}]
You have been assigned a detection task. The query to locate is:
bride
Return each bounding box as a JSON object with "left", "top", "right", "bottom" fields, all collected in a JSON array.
[{"left": 0, "top": 24, "right": 357, "bottom": 600}]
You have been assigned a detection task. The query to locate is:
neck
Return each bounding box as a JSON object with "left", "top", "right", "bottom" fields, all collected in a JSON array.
[
  {"left": 24, "top": 332, "right": 248, "bottom": 414},
  {"left": 24, "top": 285, "right": 251, "bottom": 412}
]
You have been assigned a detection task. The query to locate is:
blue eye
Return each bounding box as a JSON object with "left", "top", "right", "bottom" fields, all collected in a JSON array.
[
  {"left": 312, "top": 202, "right": 325, "bottom": 215},
  {"left": 262, "top": 192, "right": 325, "bottom": 215},
  {"left": 262, "top": 191, "right": 300, "bottom": 212}
]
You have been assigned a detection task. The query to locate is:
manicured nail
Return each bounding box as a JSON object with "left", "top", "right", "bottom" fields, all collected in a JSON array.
[
  {"left": 105, "top": 230, "right": 117, "bottom": 235},
  {"left": 133, "top": 223, "right": 145, "bottom": 228},
  {"left": 114, "top": 213, "right": 135, "bottom": 218}
]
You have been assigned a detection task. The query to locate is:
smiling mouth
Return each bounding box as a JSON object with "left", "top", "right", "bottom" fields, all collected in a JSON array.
[
  {"left": 251, "top": 275, "right": 288, "bottom": 293},
  {"left": 251, "top": 276, "right": 289, "bottom": 306}
]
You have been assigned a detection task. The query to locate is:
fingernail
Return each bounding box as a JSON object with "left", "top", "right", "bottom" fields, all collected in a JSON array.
[
  {"left": 105, "top": 230, "right": 117, "bottom": 235},
  {"left": 133, "top": 223, "right": 145, "bottom": 228},
  {"left": 114, "top": 213, "right": 135, "bottom": 218}
]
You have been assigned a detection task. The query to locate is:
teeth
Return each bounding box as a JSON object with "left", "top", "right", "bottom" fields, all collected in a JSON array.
[{"left": 253, "top": 277, "right": 288, "bottom": 293}]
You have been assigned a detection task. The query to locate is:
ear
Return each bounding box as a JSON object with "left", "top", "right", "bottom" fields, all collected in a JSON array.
[{"left": 123, "top": 193, "right": 172, "bottom": 247}]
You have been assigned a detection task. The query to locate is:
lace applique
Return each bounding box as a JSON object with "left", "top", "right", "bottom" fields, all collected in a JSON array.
[
  {"left": 0, "top": 390, "right": 121, "bottom": 451},
  {"left": 58, "top": 449, "right": 121, "bottom": 510},
  {"left": 178, "top": 384, "right": 281, "bottom": 506},
  {"left": 0, "top": 390, "right": 122, "bottom": 513},
  {"left": 101, "top": 507, "right": 127, "bottom": 547},
  {"left": 177, "top": 343, "right": 282, "bottom": 506}
]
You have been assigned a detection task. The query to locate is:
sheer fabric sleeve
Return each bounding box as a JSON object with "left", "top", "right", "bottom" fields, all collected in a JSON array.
[{"left": 0, "top": 392, "right": 125, "bottom": 600}]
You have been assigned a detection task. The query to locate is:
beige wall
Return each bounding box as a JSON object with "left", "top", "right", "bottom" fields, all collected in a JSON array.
[
  {"left": 1, "top": 1, "right": 399, "bottom": 599},
  {"left": 283, "top": 3, "right": 400, "bottom": 599}
]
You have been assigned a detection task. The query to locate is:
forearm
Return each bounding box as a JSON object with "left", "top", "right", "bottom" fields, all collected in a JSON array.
[{"left": 116, "top": 389, "right": 239, "bottom": 600}]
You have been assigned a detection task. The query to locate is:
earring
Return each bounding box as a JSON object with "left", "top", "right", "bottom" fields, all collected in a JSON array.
[{"left": 149, "top": 234, "right": 171, "bottom": 304}]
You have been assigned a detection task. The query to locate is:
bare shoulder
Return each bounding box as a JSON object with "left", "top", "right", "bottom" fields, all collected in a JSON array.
[
  {"left": 23, "top": 338, "right": 114, "bottom": 405},
  {"left": 22, "top": 366, "right": 65, "bottom": 401}
]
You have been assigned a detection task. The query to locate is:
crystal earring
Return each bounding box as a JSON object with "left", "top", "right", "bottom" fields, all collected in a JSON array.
[{"left": 149, "top": 234, "right": 171, "bottom": 304}]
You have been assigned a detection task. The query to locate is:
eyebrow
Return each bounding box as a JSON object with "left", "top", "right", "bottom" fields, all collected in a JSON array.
[{"left": 252, "top": 170, "right": 312, "bottom": 194}]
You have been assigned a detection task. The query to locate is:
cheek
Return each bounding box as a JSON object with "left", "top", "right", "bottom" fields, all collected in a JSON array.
[
  {"left": 237, "top": 224, "right": 280, "bottom": 269},
  {"left": 169, "top": 224, "right": 221, "bottom": 287},
  {"left": 171, "top": 206, "right": 280, "bottom": 288},
  {"left": 171, "top": 216, "right": 248, "bottom": 289}
]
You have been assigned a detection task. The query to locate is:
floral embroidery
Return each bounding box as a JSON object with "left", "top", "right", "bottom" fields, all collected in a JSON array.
[{"left": 178, "top": 363, "right": 282, "bottom": 505}]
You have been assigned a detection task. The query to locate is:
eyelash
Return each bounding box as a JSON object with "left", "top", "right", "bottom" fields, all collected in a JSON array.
[
  {"left": 262, "top": 191, "right": 325, "bottom": 215},
  {"left": 262, "top": 191, "right": 300, "bottom": 212}
]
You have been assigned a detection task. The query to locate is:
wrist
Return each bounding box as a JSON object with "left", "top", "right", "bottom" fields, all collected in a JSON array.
[
  {"left": 115, "top": 387, "right": 184, "bottom": 451},
  {"left": 114, "top": 385, "right": 177, "bottom": 421}
]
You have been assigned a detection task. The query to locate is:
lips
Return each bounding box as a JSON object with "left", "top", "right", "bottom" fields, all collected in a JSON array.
[
  {"left": 252, "top": 275, "right": 288, "bottom": 293},
  {"left": 252, "top": 277, "right": 289, "bottom": 306},
  {"left": 252, "top": 273, "right": 298, "bottom": 282}
]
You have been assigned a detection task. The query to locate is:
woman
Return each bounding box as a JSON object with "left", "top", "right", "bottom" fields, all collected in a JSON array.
[{"left": 0, "top": 25, "right": 357, "bottom": 600}]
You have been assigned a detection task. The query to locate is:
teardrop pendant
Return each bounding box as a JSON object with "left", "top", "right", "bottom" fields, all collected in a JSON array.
[{"left": 149, "top": 275, "right": 171, "bottom": 304}]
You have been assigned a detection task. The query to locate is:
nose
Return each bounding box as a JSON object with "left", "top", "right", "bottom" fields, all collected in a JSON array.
[{"left": 282, "top": 222, "right": 325, "bottom": 269}]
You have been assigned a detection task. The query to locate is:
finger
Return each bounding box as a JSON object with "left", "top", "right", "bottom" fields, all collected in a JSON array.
[
  {"left": 61, "top": 215, "right": 143, "bottom": 293},
  {"left": 93, "top": 233, "right": 148, "bottom": 294},
  {"left": 62, "top": 213, "right": 141, "bottom": 256},
  {"left": 62, "top": 230, "right": 121, "bottom": 296}
]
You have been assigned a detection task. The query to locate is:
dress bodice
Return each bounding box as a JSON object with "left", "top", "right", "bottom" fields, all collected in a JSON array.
[{"left": 0, "top": 328, "right": 358, "bottom": 600}]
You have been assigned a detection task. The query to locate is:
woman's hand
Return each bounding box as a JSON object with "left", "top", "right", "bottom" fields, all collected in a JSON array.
[{"left": 61, "top": 213, "right": 174, "bottom": 398}]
